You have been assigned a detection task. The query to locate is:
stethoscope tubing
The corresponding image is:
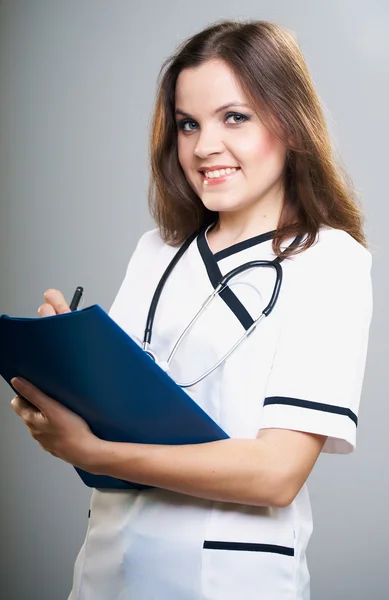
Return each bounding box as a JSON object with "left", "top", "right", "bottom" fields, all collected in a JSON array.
[
  {"left": 143, "top": 231, "right": 198, "bottom": 348},
  {"left": 142, "top": 228, "right": 304, "bottom": 387}
]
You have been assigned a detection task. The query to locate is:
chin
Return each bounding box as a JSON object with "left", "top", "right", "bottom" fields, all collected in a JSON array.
[{"left": 200, "top": 197, "right": 243, "bottom": 213}]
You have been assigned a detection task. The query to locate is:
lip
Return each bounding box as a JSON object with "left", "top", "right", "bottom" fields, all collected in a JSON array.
[
  {"left": 198, "top": 165, "right": 239, "bottom": 172},
  {"left": 200, "top": 167, "right": 241, "bottom": 186}
]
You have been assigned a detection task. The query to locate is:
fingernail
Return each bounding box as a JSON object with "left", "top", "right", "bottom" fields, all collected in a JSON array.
[{"left": 11, "top": 377, "right": 23, "bottom": 387}]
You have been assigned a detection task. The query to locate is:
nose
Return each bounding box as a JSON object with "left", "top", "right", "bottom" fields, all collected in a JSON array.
[{"left": 194, "top": 125, "right": 225, "bottom": 159}]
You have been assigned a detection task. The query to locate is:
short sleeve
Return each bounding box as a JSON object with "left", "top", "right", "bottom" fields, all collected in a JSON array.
[{"left": 261, "top": 232, "right": 373, "bottom": 454}]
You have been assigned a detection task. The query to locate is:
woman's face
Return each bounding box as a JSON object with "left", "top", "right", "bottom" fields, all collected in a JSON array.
[{"left": 175, "top": 59, "right": 287, "bottom": 217}]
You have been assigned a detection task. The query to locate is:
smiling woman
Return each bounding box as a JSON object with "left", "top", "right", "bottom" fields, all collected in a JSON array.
[
  {"left": 10, "top": 18, "right": 372, "bottom": 600},
  {"left": 149, "top": 20, "right": 366, "bottom": 257},
  {"left": 174, "top": 60, "right": 287, "bottom": 228}
]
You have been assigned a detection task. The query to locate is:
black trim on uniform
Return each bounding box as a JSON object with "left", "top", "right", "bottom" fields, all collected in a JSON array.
[
  {"left": 196, "top": 227, "right": 304, "bottom": 332},
  {"left": 213, "top": 230, "right": 277, "bottom": 262},
  {"left": 197, "top": 230, "right": 254, "bottom": 330},
  {"left": 203, "top": 541, "right": 294, "bottom": 556},
  {"left": 263, "top": 396, "right": 358, "bottom": 426}
]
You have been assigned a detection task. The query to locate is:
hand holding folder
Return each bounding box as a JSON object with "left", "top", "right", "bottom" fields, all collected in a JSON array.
[{"left": 0, "top": 305, "right": 228, "bottom": 489}]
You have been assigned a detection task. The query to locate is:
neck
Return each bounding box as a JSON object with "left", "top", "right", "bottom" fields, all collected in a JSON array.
[{"left": 211, "top": 192, "right": 283, "bottom": 246}]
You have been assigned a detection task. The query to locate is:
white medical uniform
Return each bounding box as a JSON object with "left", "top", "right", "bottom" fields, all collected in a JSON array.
[{"left": 68, "top": 225, "right": 373, "bottom": 600}]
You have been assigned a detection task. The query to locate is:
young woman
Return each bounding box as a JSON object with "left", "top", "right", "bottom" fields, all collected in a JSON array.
[{"left": 11, "top": 19, "right": 373, "bottom": 600}]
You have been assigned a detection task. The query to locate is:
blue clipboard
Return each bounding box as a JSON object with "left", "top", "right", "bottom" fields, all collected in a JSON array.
[{"left": 0, "top": 305, "right": 229, "bottom": 489}]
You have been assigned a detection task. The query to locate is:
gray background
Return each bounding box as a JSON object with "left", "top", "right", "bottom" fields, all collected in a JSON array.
[{"left": 0, "top": 1, "right": 387, "bottom": 599}]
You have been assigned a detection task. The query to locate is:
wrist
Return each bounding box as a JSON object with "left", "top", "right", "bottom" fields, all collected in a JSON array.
[
  {"left": 80, "top": 436, "right": 112, "bottom": 475},
  {"left": 82, "top": 438, "right": 147, "bottom": 480}
]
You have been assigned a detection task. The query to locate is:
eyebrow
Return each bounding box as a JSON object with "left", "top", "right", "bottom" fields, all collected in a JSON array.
[{"left": 174, "top": 102, "right": 249, "bottom": 119}]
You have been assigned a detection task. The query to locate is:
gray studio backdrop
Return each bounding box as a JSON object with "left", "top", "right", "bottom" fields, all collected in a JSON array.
[{"left": 0, "top": 1, "right": 388, "bottom": 599}]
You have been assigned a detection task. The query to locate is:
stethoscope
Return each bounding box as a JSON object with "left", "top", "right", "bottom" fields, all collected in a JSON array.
[{"left": 142, "top": 226, "right": 304, "bottom": 388}]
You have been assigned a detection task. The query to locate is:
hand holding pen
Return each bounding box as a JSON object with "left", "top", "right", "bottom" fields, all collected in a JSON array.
[{"left": 37, "top": 287, "right": 84, "bottom": 318}]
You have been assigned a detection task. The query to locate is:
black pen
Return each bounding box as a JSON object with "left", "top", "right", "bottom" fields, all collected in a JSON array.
[{"left": 69, "top": 286, "right": 84, "bottom": 311}]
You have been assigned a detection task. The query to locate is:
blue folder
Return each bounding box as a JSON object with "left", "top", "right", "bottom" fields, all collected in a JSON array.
[{"left": 0, "top": 305, "right": 228, "bottom": 489}]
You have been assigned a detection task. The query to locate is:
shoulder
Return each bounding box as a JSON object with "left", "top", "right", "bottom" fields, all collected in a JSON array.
[
  {"left": 313, "top": 226, "right": 371, "bottom": 264},
  {"left": 128, "top": 227, "right": 171, "bottom": 265},
  {"left": 281, "top": 227, "right": 373, "bottom": 314},
  {"left": 120, "top": 227, "right": 169, "bottom": 281},
  {"left": 134, "top": 227, "right": 167, "bottom": 255},
  {"left": 292, "top": 227, "right": 372, "bottom": 277},
  {"left": 109, "top": 228, "right": 171, "bottom": 321}
]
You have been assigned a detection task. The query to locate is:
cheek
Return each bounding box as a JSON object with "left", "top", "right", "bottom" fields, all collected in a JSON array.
[
  {"left": 237, "top": 128, "right": 285, "bottom": 165},
  {"left": 177, "top": 136, "right": 191, "bottom": 170}
]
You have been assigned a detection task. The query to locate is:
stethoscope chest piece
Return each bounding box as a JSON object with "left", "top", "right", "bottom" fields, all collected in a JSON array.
[{"left": 144, "top": 346, "right": 171, "bottom": 374}]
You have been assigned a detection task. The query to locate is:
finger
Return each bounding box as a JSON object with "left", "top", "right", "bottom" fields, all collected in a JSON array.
[
  {"left": 37, "top": 303, "right": 56, "bottom": 317},
  {"left": 11, "top": 394, "right": 40, "bottom": 415},
  {"left": 43, "top": 289, "right": 70, "bottom": 314},
  {"left": 11, "top": 395, "right": 43, "bottom": 427},
  {"left": 11, "top": 377, "right": 61, "bottom": 414}
]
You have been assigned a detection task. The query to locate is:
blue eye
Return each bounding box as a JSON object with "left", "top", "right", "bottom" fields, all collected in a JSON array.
[
  {"left": 178, "top": 120, "right": 198, "bottom": 132},
  {"left": 177, "top": 112, "right": 249, "bottom": 132}
]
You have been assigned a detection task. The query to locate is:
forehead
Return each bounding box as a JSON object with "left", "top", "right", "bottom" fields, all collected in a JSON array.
[{"left": 175, "top": 59, "right": 247, "bottom": 113}]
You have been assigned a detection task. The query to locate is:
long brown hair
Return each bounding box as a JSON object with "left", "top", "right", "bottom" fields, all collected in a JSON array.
[{"left": 148, "top": 19, "right": 367, "bottom": 257}]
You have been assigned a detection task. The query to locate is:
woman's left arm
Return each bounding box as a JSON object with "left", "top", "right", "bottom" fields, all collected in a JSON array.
[
  {"left": 11, "top": 376, "right": 325, "bottom": 508},
  {"left": 92, "top": 427, "right": 326, "bottom": 507}
]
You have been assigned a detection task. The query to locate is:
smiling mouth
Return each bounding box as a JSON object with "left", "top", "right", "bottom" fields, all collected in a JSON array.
[{"left": 200, "top": 167, "right": 241, "bottom": 185}]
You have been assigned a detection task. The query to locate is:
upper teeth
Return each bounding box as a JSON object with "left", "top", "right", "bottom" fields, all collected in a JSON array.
[{"left": 204, "top": 167, "right": 239, "bottom": 178}]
